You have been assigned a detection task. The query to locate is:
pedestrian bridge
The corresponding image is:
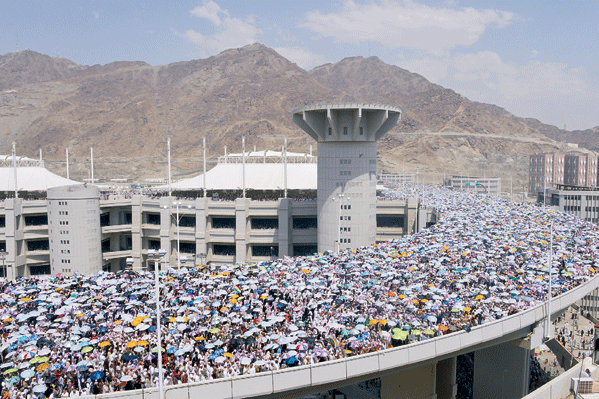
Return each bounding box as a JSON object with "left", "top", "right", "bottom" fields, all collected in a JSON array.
[{"left": 81, "top": 272, "right": 599, "bottom": 399}]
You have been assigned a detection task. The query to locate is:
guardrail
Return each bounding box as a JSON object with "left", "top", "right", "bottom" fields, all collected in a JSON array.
[{"left": 77, "top": 272, "right": 599, "bottom": 399}]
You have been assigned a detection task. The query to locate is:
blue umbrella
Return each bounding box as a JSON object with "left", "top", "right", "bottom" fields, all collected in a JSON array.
[
  {"left": 175, "top": 349, "right": 185, "bottom": 357},
  {"left": 167, "top": 347, "right": 176, "bottom": 354},
  {"left": 90, "top": 371, "right": 104, "bottom": 381},
  {"left": 148, "top": 326, "right": 157, "bottom": 333},
  {"left": 21, "top": 369, "right": 35, "bottom": 379},
  {"left": 286, "top": 356, "right": 297, "bottom": 365}
]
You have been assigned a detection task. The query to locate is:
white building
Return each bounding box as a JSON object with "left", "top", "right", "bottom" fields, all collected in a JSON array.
[
  {"left": 443, "top": 176, "right": 502, "bottom": 197},
  {"left": 0, "top": 149, "right": 434, "bottom": 277},
  {"left": 47, "top": 185, "right": 102, "bottom": 275},
  {"left": 292, "top": 103, "right": 402, "bottom": 253}
]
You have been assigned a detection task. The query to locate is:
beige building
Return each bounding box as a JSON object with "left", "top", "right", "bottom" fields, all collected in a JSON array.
[
  {"left": 564, "top": 153, "right": 598, "bottom": 187},
  {"left": 528, "top": 152, "right": 565, "bottom": 196}
]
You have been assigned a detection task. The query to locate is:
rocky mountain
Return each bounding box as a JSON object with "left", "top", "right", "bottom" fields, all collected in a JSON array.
[{"left": 0, "top": 43, "right": 595, "bottom": 192}]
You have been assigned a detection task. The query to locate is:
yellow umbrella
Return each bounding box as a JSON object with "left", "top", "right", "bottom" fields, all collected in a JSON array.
[
  {"left": 379, "top": 319, "right": 388, "bottom": 325},
  {"left": 36, "top": 363, "right": 50, "bottom": 372},
  {"left": 138, "top": 340, "right": 149, "bottom": 347},
  {"left": 398, "top": 294, "right": 406, "bottom": 299},
  {"left": 76, "top": 313, "right": 84, "bottom": 318},
  {"left": 231, "top": 294, "right": 239, "bottom": 299},
  {"left": 126, "top": 341, "right": 138, "bottom": 348},
  {"left": 475, "top": 295, "right": 484, "bottom": 300},
  {"left": 169, "top": 317, "right": 176, "bottom": 323},
  {"left": 3, "top": 318, "right": 12, "bottom": 322},
  {"left": 463, "top": 307, "right": 472, "bottom": 312},
  {"left": 223, "top": 352, "right": 233, "bottom": 358},
  {"left": 194, "top": 337, "right": 206, "bottom": 341},
  {"left": 230, "top": 298, "right": 237, "bottom": 304},
  {"left": 99, "top": 341, "right": 111, "bottom": 348},
  {"left": 369, "top": 319, "right": 378, "bottom": 326}
]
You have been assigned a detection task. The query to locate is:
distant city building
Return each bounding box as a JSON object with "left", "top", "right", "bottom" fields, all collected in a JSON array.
[
  {"left": 564, "top": 153, "right": 598, "bottom": 187},
  {"left": 542, "top": 185, "right": 599, "bottom": 224},
  {"left": 378, "top": 173, "right": 415, "bottom": 185},
  {"left": 443, "top": 176, "right": 501, "bottom": 197},
  {"left": 529, "top": 152, "right": 598, "bottom": 197},
  {"left": 529, "top": 152, "right": 565, "bottom": 196}
]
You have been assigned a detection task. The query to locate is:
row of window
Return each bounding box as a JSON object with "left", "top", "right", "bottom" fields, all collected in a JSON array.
[
  {"left": 327, "top": 127, "right": 365, "bottom": 136},
  {"left": 57, "top": 201, "right": 69, "bottom": 206},
  {"left": 59, "top": 221, "right": 69, "bottom": 225}
]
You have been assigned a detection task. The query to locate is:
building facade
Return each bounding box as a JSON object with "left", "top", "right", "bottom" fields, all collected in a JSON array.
[
  {"left": 564, "top": 153, "right": 598, "bottom": 187},
  {"left": 529, "top": 152, "right": 565, "bottom": 196},
  {"left": 292, "top": 103, "right": 402, "bottom": 253},
  {"left": 0, "top": 193, "right": 432, "bottom": 277},
  {"left": 542, "top": 185, "right": 599, "bottom": 224},
  {"left": 443, "top": 176, "right": 502, "bottom": 197},
  {"left": 47, "top": 185, "right": 102, "bottom": 275}
]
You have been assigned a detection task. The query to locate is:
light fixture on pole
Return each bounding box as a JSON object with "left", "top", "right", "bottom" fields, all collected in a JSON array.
[
  {"left": 546, "top": 220, "right": 553, "bottom": 340},
  {"left": 149, "top": 248, "right": 166, "bottom": 399},
  {"left": 0, "top": 252, "right": 7, "bottom": 279}
]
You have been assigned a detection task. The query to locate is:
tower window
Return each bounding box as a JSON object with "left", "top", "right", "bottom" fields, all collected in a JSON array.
[
  {"left": 328, "top": 127, "right": 332, "bottom": 136},
  {"left": 343, "top": 127, "right": 348, "bottom": 135}
]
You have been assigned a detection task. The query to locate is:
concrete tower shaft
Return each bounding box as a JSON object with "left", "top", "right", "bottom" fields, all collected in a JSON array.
[{"left": 292, "top": 103, "right": 401, "bottom": 253}]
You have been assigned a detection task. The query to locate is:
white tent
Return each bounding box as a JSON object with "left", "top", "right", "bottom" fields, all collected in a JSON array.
[
  {"left": 0, "top": 165, "right": 79, "bottom": 192},
  {"left": 171, "top": 163, "right": 317, "bottom": 190}
]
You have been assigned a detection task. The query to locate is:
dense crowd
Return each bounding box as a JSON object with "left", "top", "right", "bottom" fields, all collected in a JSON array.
[{"left": 0, "top": 184, "right": 598, "bottom": 398}]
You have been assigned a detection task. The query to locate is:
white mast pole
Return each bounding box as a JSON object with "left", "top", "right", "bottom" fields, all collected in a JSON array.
[
  {"left": 167, "top": 137, "right": 172, "bottom": 197},
  {"left": 203, "top": 137, "right": 207, "bottom": 198},
  {"left": 284, "top": 138, "right": 288, "bottom": 198},
  {"left": 242, "top": 137, "right": 246, "bottom": 198},
  {"left": 12, "top": 142, "right": 18, "bottom": 199},
  {"left": 90, "top": 147, "right": 94, "bottom": 184},
  {"left": 66, "top": 148, "right": 70, "bottom": 180}
]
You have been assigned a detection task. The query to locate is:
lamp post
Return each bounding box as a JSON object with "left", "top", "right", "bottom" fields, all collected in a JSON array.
[
  {"left": 0, "top": 252, "right": 7, "bottom": 278},
  {"left": 148, "top": 248, "right": 166, "bottom": 399}
]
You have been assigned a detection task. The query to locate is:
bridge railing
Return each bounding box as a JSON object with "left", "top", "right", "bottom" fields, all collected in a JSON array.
[{"left": 79, "top": 273, "right": 599, "bottom": 399}]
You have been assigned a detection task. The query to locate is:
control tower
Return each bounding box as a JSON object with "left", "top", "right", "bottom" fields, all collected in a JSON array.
[{"left": 292, "top": 103, "right": 401, "bottom": 253}]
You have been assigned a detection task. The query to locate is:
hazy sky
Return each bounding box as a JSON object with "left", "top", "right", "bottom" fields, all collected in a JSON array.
[{"left": 2, "top": 0, "right": 598, "bottom": 130}]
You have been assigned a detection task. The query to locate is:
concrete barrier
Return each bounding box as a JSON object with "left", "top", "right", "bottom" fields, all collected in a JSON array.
[
  {"left": 77, "top": 273, "right": 599, "bottom": 399},
  {"left": 522, "top": 358, "right": 589, "bottom": 399}
]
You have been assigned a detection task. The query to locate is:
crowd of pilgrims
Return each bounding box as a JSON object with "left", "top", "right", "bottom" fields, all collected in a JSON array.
[{"left": 0, "top": 184, "right": 598, "bottom": 398}]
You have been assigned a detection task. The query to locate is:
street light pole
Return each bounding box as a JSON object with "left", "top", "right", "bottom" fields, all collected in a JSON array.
[
  {"left": 176, "top": 202, "right": 181, "bottom": 269},
  {"left": 546, "top": 220, "right": 553, "bottom": 339},
  {"left": 151, "top": 249, "right": 166, "bottom": 399},
  {"left": 0, "top": 252, "right": 7, "bottom": 279}
]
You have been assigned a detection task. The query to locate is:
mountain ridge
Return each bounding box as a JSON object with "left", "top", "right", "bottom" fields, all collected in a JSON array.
[{"left": 0, "top": 44, "right": 596, "bottom": 190}]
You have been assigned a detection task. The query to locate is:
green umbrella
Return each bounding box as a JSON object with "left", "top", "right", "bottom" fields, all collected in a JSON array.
[
  {"left": 392, "top": 328, "right": 402, "bottom": 334},
  {"left": 29, "top": 357, "right": 42, "bottom": 364},
  {"left": 151, "top": 347, "right": 164, "bottom": 353},
  {"left": 412, "top": 330, "right": 422, "bottom": 336},
  {"left": 38, "top": 357, "right": 50, "bottom": 363},
  {"left": 3, "top": 368, "right": 17, "bottom": 375},
  {"left": 209, "top": 328, "right": 220, "bottom": 334},
  {"left": 81, "top": 347, "right": 93, "bottom": 354},
  {"left": 424, "top": 329, "right": 435, "bottom": 335}
]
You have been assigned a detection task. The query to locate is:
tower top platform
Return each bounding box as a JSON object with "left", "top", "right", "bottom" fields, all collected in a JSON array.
[
  {"left": 291, "top": 102, "right": 401, "bottom": 114},
  {"left": 292, "top": 103, "right": 401, "bottom": 143}
]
